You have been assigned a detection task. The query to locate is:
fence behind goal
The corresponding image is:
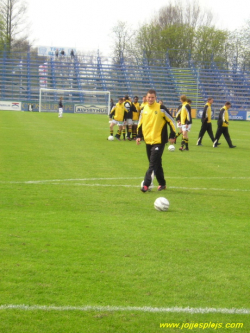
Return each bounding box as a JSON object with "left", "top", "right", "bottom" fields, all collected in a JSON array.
[{"left": 39, "top": 89, "right": 111, "bottom": 114}]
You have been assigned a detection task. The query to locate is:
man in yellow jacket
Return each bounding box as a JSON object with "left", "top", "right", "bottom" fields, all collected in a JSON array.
[
  {"left": 136, "top": 89, "right": 176, "bottom": 192},
  {"left": 197, "top": 97, "right": 216, "bottom": 146},
  {"left": 109, "top": 98, "right": 128, "bottom": 140},
  {"left": 213, "top": 102, "right": 236, "bottom": 148}
]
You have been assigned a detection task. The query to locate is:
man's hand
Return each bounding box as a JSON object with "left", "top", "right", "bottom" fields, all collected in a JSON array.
[{"left": 136, "top": 138, "right": 141, "bottom": 145}]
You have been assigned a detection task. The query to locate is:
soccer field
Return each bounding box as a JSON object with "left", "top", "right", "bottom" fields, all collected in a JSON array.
[{"left": 0, "top": 111, "right": 249, "bottom": 333}]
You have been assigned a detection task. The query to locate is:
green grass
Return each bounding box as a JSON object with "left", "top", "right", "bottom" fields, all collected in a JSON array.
[{"left": 0, "top": 111, "right": 250, "bottom": 333}]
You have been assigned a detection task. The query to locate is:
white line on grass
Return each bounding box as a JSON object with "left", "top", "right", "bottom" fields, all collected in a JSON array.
[
  {"left": 48, "top": 183, "right": 250, "bottom": 192},
  {"left": 1, "top": 176, "right": 250, "bottom": 185},
  {"left": 0, "top": 304, "right": 249, "bottom": 314},
  {"left": 0, "top": 177, "right": 143, "bottom": 184},
  {"left": 1, "top": 178, "right": 250, "bottom": 192}
]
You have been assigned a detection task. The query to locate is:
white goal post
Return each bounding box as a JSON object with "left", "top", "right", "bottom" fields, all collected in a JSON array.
[{"left": 39, "top": 88, "right": 111, "bottom": 114}]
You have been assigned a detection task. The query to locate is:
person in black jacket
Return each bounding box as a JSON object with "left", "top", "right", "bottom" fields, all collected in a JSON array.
[
  {"left": 197, "top": 98, "right": 217, "bottom": 146},
  {"left": 124, "top": 95, "right": 137, "bottom": 141},
  {"left": 213, "top": 102, "right": 236, "bottom": 148},
  {"left": 58, "top": 97, "right": 63, "bottom": 118}
]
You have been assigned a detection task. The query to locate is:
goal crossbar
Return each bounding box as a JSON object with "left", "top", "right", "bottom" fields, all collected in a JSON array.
[{"left": 39, "top": 88, "right": 111, "bottom": 114}]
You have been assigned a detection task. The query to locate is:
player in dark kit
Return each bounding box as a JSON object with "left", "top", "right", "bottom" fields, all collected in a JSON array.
[
  {"left": 136, "top": 89, "right": 176, "bottom": 192},
  {"left": 213, "top": 102, "right": 236, "bottom": 148},
  {"left": 179, "top": 95, "right": 192, "bottom": 151},
  {"left": 197, "top": 98, "right": 217, "bottom": 146},
  {"left": 58, "top": 97, "right": 63, "bottom": 118},
  {"left": 124, "top": 95, "right": 137, "bottom": 141}
]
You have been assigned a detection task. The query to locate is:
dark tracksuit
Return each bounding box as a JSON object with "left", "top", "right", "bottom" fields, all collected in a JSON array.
[
  {"left": 197, "top": 102, "right": 215, "bottom": 144},
  {"left": 137, "top": 102, "right": 176, "bottom": 187},
  {"left": 214, "top": 106, "right": 234, "bottom": 148}
]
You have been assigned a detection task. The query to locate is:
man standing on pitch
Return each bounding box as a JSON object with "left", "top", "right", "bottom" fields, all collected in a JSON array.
[
  {"left": 136, "top": 89, "right": 176, "bottom": 192},
  {"left": 213, "top": 102, "right": 236, "bottom": 148},
  {"left": 124, "top": 95, "right": 136, "bottom": 141},
  {"left": 179, "top": 95, "right": 192, "bottom": 151},
  {"left": 197, "top": 98, "right": 216, "bottom": 146},
  {"left": 58, "top": 97, "right": 63, "bottom": 118}
]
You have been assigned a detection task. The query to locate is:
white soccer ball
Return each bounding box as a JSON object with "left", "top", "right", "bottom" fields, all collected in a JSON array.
[
  {"left": 168, "top": 144, "right": 175, "bottom": 152},
  {"left": 154, "top": 197, "right": 170, "bottom": 212},
  {"left": 108, "top": 135, "right": 114, "bottom": 141},
  {"left": 141, "top": 180, "right": 154, "bottom": 191}
]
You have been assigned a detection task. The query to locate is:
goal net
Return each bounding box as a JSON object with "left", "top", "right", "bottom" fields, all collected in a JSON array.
[{"left": 39, "top": 88, "right": 111, "bottom": 114}]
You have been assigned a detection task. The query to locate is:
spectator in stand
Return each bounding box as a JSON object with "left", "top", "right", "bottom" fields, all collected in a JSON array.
[{"left": 70, "top": 49, "right": 75, "bottom": 59}]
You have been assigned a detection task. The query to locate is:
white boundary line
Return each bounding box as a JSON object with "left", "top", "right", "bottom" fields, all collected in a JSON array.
[
  {"left": 0, "top": 176, "right": 250, "bottom": 185},
  {"left": 0, "top": 177, "right": 250, "bottom": 192},
  {"left": 0, "top": 304, "right": 250, "bottom": 314},
  {"left": 47, "top": 183, "right": 249, "bottom": 192}
]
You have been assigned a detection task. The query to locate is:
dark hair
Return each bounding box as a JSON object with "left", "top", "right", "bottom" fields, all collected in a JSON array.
[
  {"left": 225, "top": 101, "right": 231, "bottom": 106},
  {"left": 134, "top": 96, "right": 138, "bottom": 99},
  {"left": 147, "top": 89, "right": 156, "bottom": 95},
  {"left": 187, "top": 99, "right": 192, "bottom": 104},
  {"left": 124, "top": 95, "right": 129, "bottom": 100}
]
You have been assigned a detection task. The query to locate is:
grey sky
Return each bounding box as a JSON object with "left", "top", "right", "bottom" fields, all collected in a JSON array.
[{"left": 26, "top": 0, "right": 249, "bottom": 55}]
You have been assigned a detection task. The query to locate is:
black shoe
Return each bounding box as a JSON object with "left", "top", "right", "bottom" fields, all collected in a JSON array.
[
  {"left": 197, "top": 143, "right": 202, "bottom": 146},
  {"left": 230, "top": 145, "right": 236, "bottom": 148},
  {"left": 157, "top": 185, "right": 166, "bottom": 191},
  {"left": 217, "top": 143, "right": 221, "bottom": 145}
]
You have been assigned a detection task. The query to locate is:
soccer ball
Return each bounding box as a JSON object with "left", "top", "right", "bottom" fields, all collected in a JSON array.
[
  {"left": 154, "top": 197, "right": 170, "bottom": 211},
  {"left": 108, "top": 135, "right": 114, "bottom": 141},
  {"left": 168, "top": 145, "right": 175, "bottom": 152},
  {"left": 141, "top": 180, "right": 154, "bottom": 191}
]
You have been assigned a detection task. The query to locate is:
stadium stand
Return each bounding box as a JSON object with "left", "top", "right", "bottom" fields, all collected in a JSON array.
[{"left": 0, "top": 48, "right": 250, "bottom": 115}]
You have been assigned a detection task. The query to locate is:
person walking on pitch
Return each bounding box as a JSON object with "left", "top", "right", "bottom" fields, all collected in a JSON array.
[
  {"left": 136, "top": 89, "right": 176, "bottom": 192},
  {"left": 213, "top": 102, "right": 236, "bottom": 148},
  {"left": 197, "top": 98, "right": 217, "bottom": 146}
]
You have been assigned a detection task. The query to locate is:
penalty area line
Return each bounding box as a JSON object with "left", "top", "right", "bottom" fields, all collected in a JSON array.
[
  {"left": 51, "top": 183, "right": 250, "bottom": 192},
  {"left": 0, "top": 304, "right": 250, "bottom": 315},
  {"left": 0, "top": 176, "right": 250, "bottom": 185}
]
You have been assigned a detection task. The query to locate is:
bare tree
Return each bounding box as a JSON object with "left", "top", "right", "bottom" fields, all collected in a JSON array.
[
  {"left": 155, "top": 0, "right": 214, "bottom": 30},
  {"left": 110, "top": 21, "right": 135, "bottom": 63},
  {"left": 0, "top": 0, "right": 30, "bottom": 51}
]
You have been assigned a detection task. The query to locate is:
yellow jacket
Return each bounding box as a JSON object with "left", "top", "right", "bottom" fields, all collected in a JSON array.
[
  {"left": 137, "top": 102, "right": 176, "bottom": 145},
  {"left": 109, "top": 103, "right": 128, "bottom": 122},
  {"left": 133, "top": 102, "right": 140, "bottom": 121},
  {"left": 202, "top": 103, "right": 212, "bottom": 123},
  {"left": 218, "top": 106, "right": 229, "bottom": 127},
  {"left": 180, "top": 102, "right": 192, "bottom": 125}
]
